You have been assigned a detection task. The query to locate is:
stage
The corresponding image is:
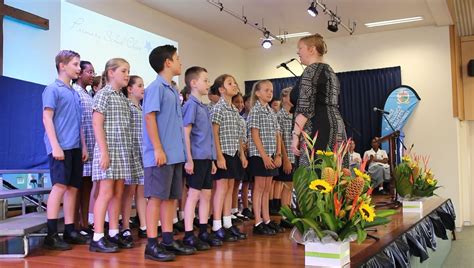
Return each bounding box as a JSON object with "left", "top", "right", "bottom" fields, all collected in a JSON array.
[{"left": 0, "top": 196, "right": 455, "bottom": 267}]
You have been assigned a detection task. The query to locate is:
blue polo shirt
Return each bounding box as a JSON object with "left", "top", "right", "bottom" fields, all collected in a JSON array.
[
  {"left": 182, "top": 95, "right": 216, "bottom": 160},
  {"left": 42, "top": 79, "right": 82, "bottom": 154},
  {"left": 142, "top": 75, "right": 186, "bottom": 167}
]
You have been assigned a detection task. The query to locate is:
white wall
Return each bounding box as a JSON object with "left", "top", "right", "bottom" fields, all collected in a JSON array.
[
  {"left": 67, "top": 0, "right": 246, "bottom": 91},
  {"left": 4, "top": 0, "right": 61, "bottom": 85},
  {"left": 245, "top": 26, "right": 463, "bottom": 227}
]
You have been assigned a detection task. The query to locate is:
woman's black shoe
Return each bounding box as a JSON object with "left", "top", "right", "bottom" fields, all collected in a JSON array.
[
  {"left": 144, "top": 243, "right": 175, "bottom": 262},
  {"left": 138, "top": 228, "right": 147, "bottom": 238},
  {"left": 253, "top": 223, "right": 276, "bottom": 236},
  {"left": 160, "top": 240, "right": 196, "bottom": 255},
  {"left": 109, "top": 233, "right": 134, "bottom": 249},
  {"left": 198, "top": 232, "right": 223, "bottom": 247},
  {"left": 267, "top": 221, "right": 285, "bottom": 233},
  {"left": 89, "top": 237, "right": 119, "bottom": 253},
  {"left": 227, "top": 226, "right": 247, "bottom": 239},
  {"left": 212, "top": 227, "right": 238, "bottom": 242},
  {"left": 183, "top": 235, "right": 210, "bottom": 251},
  {"left": 43, "top": 233, "right": 72, "bottom": 251},
  {"left": 279, "top": 218, "right": 294, "bottom": 229}
]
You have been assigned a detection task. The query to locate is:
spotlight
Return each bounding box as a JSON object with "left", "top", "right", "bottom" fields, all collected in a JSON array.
[
  {"left": 328, "top": 18, "right": 338, "bottom": 32},
  {"left": 262, "top": 39, "right": 272, "bottom": 49},
  {"left": 307, "top": 1, "right": 318, "bottom": 17}
]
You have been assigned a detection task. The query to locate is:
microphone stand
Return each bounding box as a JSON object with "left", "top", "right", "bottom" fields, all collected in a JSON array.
[{"left": 281, "top": 63, "right": 298, "bottom": 77}]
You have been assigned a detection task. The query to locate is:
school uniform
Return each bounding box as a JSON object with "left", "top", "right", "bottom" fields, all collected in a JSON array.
[
  {"left": 74, "top": 84, "right": 95, "bottom": 177},
  {"left": 247, "top": 100, "right": 280, "bottom": 177},
  {"left": 275, "top": 108, "right": 295, "bottom": 181},
  {"left": 125, "top": 101, "right": 144, "bottom": 185},
  {"left": 234, "top": 116, "right": 248, "bottom": 181},
  {"left": 182, "top": 95, "right": 216, "bottom": 190},
  {"left": 43, "top": 79, "right": 83, "bottom": 188},
  {"left": 143, "top": 75, "right": 186, "bottom": 200},
  {"left": 91, "top": 85, "right": 131, "bottom": 181},
  {"left": 211, "top": 97, "right": 242, "bottom": 180}
]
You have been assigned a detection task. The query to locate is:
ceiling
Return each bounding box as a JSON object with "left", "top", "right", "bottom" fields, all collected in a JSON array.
[{"left": 138, "top": 0, "right": 453, "bottom": 49}]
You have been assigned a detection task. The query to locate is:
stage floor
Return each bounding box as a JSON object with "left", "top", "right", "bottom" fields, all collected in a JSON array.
[{"left": 0, "top": 196, "right": 451, "bottom": 267}]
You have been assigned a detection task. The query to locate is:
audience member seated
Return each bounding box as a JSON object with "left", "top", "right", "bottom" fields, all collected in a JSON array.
[
  {"left": 348, "top": 140, "right": 361, "bottom": 176},
  {"left": 363, "top": 137, "right": 390, "bottom": 194}
]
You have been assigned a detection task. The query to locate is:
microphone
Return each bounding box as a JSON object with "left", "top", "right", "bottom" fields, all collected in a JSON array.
[
  {"left": 276, "top": 58, "right": 296, "bottom": 69},
  {"left": 373, "top": 107, "right": 390, "bottom": 115}
]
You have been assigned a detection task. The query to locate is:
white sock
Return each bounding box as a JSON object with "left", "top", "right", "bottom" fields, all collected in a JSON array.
[
  {"left": 172, "top": 217, "right": 178, "bottom": 224},
  {"left": 140, "top": 226, "right": 147, "bottom": 231},
  {"left": 158, "top": 220, "right": 161, "bottom": 227},
  {"left": 108, "top": 229, "right": 119, "bottom": 237},
  {"left": 265, "top": 220, "right": 271, "bottom": 225},
  {"left": 282, "top": 215, "right": 287, "bottom": 220},
  {"left": 255, "top": 221, "right": 262, "bottom": 227},
  {"left": 93, "top": 232, "right": 104, "bottom": 242},
  {"left": 105, "top": 212, "right": 109, "bottom": 222},
  {"left": 223, "top": 215, "right": 232, "bottom": 229},
  {"left": 178, "top": 211, "right": 184, "bottom": 221},
  {"left": 212, "top": 220, "right": 222, "bottom": 231},
  {"left": 231, "top": 207, "right": 238, "bottom": 214},
  {"left": 88, "top": 213, "right": 94, "bottom": 225}
]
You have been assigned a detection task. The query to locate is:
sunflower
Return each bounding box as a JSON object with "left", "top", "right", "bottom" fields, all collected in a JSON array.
[
  {"left": 353, "top": 168, "right": 371, "bottom": 181},
  {"left": 359, "top": 203, "right": 376, "bottom": 222},
  {"left": 309, "top": 179, "right": 333, "bottom": 193},
  {"left": 316, "top": 150, "right": 334, "bottom": 156}
]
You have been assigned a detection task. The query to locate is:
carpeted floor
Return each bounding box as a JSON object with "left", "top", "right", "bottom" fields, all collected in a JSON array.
[{"left": 443, "top": 226, "right": 474, "bottom": 267}]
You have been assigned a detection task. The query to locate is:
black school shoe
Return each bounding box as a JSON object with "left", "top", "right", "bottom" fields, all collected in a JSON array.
[
  {"left": 266, "top": 221, "right": 284, "bottom": 233},
  {"left": 109, "top": 233, "right": 134, "bottom": 249},
  {"left": 120, "top": 229, "right": 134, "bottom": 244},
  {"left": 138, "top": 228, "right": 147, "bottom": 238},
  {"left": 241, "top": 208, "right": 255, "bottom": 219},
  {"left": 63, "top": 230, "right": 91, "bottom": 244},
  {"left": 253, "top": 223, "right": 276, "bottom": 236},
  {"left": 183, "top": 235, "right": 211, "bottom": 251},
  {"left": 198, "top": 231, "right": 223, "bottom": 247},
  {"left": 173, "top": 220, "right": 185, "bottom": 232},
  {"left": 160, "top": 240, "right": 196, "bottom": 255},
  {"left": 89, "top": 237, "right": 119, "bottom": 253},
  {"left": 279, "top": 218, "right": 294, "bottom": 229},
  {"left": 226, "top": 226, "right": 247, "bottom": 240},
  {"left": 212, "top": 227, "right": 238, "bottom": 242},
  {"left": 145, "top": 243, "right": 175, "bottom": 262},
  {"left": 43, "top": 233, "right": 72, "bottom": 251}
]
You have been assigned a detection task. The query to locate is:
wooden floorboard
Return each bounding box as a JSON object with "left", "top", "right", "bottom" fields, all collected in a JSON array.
[{"left": 0, "top": 195, "right": 449, "bottom": 267}]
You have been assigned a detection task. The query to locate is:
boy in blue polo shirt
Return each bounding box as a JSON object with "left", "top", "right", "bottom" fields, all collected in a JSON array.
[
  {"left": 182, "top": 67, "right": 223, "bottom": 250},
  {"left": 143, "top": 45, "right": 195, "bottom": 262},
  {"left": 42, "top": 50, "right": 89, "bottom": 250}
]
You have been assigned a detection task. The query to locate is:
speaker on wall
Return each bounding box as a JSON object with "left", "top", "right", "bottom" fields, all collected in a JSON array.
[{"left": 469, "top": 60, "right": 474, "bottom": 77}]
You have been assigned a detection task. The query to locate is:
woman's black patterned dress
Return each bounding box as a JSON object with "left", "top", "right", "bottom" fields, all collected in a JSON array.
[{"left": 291, "top": 62, "right": 347, "bottom": 167}]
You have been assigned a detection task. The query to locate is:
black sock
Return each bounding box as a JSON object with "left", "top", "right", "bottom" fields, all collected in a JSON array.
[
  {"left": 147, "top": 237, "right": 158, "bottom": 246},
  {"left": 276, "top": 199, "right": 282, "bottom": 211},
  {"left": 270, "top": 199, "right": 275, "bottom": 210},
  {"left": 199, "top": 224, "right": 208, "bottom": 235},
  {"left": 47, "top": 219, "right": 58, "bottom": 235},
  {"left": 162, "top": 232, "right": 173, "bottom": 244},
  {"left": 64, "top": 223, "right": 75, "bottom": 235},
  {"left": 184, "top": 231, "right": 194, "bottom": 239}
]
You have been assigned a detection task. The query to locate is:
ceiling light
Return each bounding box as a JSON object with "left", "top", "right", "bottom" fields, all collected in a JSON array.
[
  {"left": 307, "top": 2, "right": 318, "bottom": 17},
  {"left": 262, "top": 39, "right": 272, "bottom": 49},
  {"left": 328, "top": 18, "right": 338, "bottom": 32},
  {"left": 364, "top": 16, "right": 423, "bottom": 28}
]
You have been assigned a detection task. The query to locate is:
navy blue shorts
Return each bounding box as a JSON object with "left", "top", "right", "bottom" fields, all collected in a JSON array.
[
  {"left": 48, "top": 148, "right": 83, "bottom": 189},
  {"left": 248, "top": 156, "right": 279, "bottom": 177},
  {"left": 144, "top": 164, "right": 183, "bottom": 200},
  {"left": 213, "top": 154, "right": 240, "bottom": 180},
  {"left": 186, "top": 159, "right": 213, "bottom": 190}
]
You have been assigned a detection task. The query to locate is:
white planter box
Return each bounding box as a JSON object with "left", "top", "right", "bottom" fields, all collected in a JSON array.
[
  {"left": 305, "top": 241, "right": 350, "bottom": 267},
  {"left": 402, "top": 199, "right": 424, "bottom": 213}
]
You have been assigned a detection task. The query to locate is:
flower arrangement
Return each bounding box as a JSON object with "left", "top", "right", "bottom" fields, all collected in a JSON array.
[
  {"left": 280, "top": 132, "right": 396, "bottom": 244},
  {"left": 394, "top": 154, "right": 440, "bottom": 199}
]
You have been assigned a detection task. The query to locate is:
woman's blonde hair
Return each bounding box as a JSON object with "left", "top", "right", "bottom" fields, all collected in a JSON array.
[
  {"left": 299, "top": 33, "right": 327, "bottom": 56},
  {"left": 250, "top": 80, "right": 272, "bottom": 108},
  {"left": 102, "top": 58, "right": 129, "bottom": 83}
]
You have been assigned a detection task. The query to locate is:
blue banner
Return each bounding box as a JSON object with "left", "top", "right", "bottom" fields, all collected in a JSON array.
[{"left": 380, "top": 85, "right": 421, "bottom": 162}]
